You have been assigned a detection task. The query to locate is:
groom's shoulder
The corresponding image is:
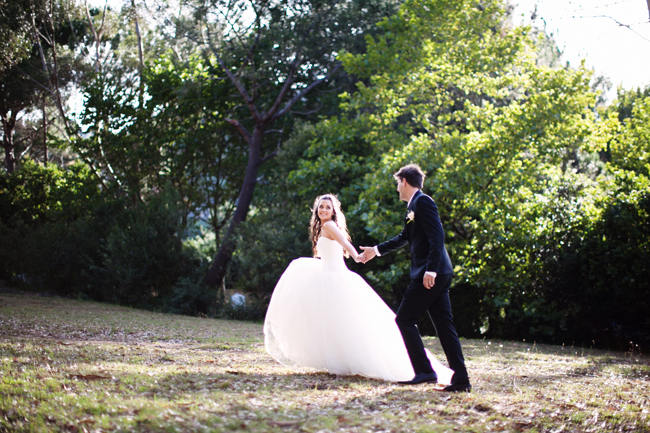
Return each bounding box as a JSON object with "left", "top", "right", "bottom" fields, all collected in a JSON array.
[
  {"left": 414, "top": 191, "right": 435, "bottom": 207},
  {"left": 413, "top": 192, "right": 439, "bottom": 215}
]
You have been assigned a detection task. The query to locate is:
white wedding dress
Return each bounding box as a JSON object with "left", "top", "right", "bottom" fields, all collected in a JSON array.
[{"left": 263, "top": 237, "right": 453, "bottom": 383}]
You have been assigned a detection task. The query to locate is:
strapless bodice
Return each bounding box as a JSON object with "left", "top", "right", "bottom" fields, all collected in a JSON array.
[{"left": 316, "top": 237, "right": 346, "bottom": 271}]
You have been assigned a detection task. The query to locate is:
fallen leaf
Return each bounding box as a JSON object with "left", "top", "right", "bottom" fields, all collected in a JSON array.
[
  {"left": 69, "top": 374, "right": 110, "bottom": 381},
  {"left": 269, "top": 421, "right": 301, "bottom": 427}
]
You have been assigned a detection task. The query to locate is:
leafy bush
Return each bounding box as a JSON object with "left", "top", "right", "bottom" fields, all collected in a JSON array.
[
  {"left": 0, "top": 160, "right": 103, "bottom": 292},
  {"left": 0, "top": 160, "right": 213, "bottom": 314},
  {"left": 90, "top": 188, "right": 194, "bottom": 308},
  {"left": 540, "top": 193, "right": 650, "bottom": 351}
]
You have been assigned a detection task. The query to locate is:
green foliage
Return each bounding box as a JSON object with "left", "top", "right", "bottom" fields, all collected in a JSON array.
[
  {"left": 607, "top": 86, "right": 650, "bottom": 123},
  {"left": 90, "top": 188, "right": 190, "bottom": 308},
  {"left": 270, "top": 0, "right": 648, "bottom": 350},
  {"left": 0, "top": 160, "right": 103, "bottom": 293},
  {"left": 306, "top": 0, "right": 597, "bottom": 305},
  {"left": 1, "top": 0, "right": 89, "bottom": 171},
  {"left": 607, "top": 96, "right": 650, "bottom": 179},
  {"left": 0, "top": 160, "right": 213, "bottom": 314},
  {"left": 0, "top": 0, "right": 33, "bottom": 72},
  {"left": 2, "top": 0, "right": 647, "bottom": 351},
  {"left": 73, "top": 51, "right": 247, "bottom": 250},
  {"left": 516, "top": 191, "right": 650, "bottom": 351},
  {"left": 143, "top": 53, "right": 247, "bottom": 235}
]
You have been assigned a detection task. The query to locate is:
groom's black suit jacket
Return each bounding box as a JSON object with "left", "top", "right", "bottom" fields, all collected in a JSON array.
[{"left": 377, "top": 190, "right": 453, "bottom": 280}]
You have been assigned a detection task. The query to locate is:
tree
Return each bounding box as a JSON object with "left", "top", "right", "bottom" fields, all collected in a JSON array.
[
  {"left": 0, "top": 0, "right": 34, "bottom": 73},
  {"left": 282, "top": 0, "right": 604, "bottom": 337},
  {"left": 184, "top": 0, "right": 401, "bottom": 286},
  {"left": 142, "top": 53, "right": 247, "bottom": 242},
  {"left": 0, "top": 0, "right": 86, "bottom": 173}
]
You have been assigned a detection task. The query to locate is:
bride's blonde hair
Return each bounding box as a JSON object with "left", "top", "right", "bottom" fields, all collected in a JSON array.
[{"left": 309, "top": 194, "right": 351, "bottom": 257}]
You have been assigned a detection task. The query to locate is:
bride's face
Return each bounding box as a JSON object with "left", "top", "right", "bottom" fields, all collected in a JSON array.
[{"left": 317, "top": 199, "right": 334, "bottom": 222}]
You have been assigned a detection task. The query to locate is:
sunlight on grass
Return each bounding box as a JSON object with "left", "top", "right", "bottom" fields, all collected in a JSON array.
[{"left": 1, "top": 291, "right": 649, "bottom": 432}]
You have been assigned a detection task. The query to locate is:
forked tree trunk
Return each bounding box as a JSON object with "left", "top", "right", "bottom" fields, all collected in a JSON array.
[
  {"left": 42, "top": 93, "right": 48, "bottom": 163},
  {"left": 204, "top": 125, "right": 264, "bottom": 286},
  {"left": 202, "top": 27, "right": 341, "bottom": 288},
  {"left": 2, "top": 112, "right": 17, "bottom": 173}
]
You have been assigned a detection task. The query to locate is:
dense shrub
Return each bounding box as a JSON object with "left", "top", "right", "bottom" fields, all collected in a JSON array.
[
  {"left": 0, "top": 160, "right": 214, "bottom": 314},
  {"left": 541, "top": 194, "right": 649, "bottom": 351},
  {"left": 471, "top": 192, "right": 650, "bottom": 351},
  {"left": 0, "top": 161, "right": 103, "bottom": 292}
]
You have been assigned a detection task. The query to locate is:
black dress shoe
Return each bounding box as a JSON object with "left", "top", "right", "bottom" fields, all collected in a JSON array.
[
  {"left": 398, "top": 372, "right": 437, "bottom": 385},
  {"left": 440, "top": 382, "right": 472, "bottom": 392}
]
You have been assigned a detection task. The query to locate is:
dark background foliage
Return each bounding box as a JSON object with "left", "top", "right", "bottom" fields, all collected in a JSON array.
[{"left": 1, "top": 0, "right": 648, "bottom": 351}]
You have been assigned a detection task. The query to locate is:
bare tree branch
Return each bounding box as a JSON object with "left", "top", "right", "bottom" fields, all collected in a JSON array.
[
  {"left": 215, "top": 0, "right": 257, "bottom": 55},
  {"left": 205, "top": 26, "right": 262, "bottom": 121},
  {"left": 19, "top": 143, "right": 36, "bottom": 160},
  {"left": 260, "top": 149, "right": 278, "bottom": 164},
  {"left": 130, "top": 0, "right": 145, "bottom": 99},
  {"left": 261, "top": 132, "right": 284, "bottom": 164},
  {"left": 291, "top": 105, "right": 323, "bottom": 117},
  {"left": 571, "top": 14, "right": 650, "bottom": 43},
  {"left": 272, "top": 62, "right": 342, "bottom": 121},
  {"left": 84, "top": 0, "right": 108, "bottom": 72},
  {"left": 265, "top": 53, "right": 303, "bottom": 121},
  {"left": 225, "top": 118, "right": 251, "bottom": 143}
]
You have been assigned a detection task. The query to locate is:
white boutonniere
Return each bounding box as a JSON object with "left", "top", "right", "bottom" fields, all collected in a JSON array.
[{"left": 406, "top": 210, "right": 415, "bottom": 223}]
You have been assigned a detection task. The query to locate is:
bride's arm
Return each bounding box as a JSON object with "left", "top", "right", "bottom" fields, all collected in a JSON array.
[{"left": 322, "top": 221, "right": 360, "bottom": 261}]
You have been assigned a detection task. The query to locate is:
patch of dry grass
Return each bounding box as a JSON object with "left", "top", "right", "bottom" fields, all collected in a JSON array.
[{"left": 1, "top": 291, "right": 648, "bottom": 432}]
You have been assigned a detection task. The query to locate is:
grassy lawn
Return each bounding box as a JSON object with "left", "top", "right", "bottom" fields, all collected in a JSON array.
[{"left": 1, "top": 290, "right": 648, "bottom": 433}]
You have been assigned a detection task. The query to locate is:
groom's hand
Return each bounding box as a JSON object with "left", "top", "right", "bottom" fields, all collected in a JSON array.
[
  {"left": 359, "top": 246, "right": 376, "bottom": 264},
  {"left": 423, "top": 271, "right": 437, "bottom": 289}
]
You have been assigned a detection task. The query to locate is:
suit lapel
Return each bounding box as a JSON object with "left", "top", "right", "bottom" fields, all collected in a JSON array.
[
  {"left": 405, "top": 190, "right": 422, "bottom": 238},
  {"left": 407, "top": 190, "right": 422, "bottom": 213}
]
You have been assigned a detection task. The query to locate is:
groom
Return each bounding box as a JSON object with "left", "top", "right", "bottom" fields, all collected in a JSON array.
[{"left": 360, "top": 164, "right": 471, "bottom": 392}]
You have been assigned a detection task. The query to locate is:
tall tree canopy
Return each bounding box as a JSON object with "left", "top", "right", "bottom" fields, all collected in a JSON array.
[
  {"left": 175, "top": 0, "right": 402, "bottom": 286},
  {"left": 272, "top": 0, "right": 621, "bottom": 340}
]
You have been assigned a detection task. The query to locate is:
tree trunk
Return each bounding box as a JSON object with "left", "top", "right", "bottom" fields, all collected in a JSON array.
[
  {"left": 42, "top": 93, "right": 48, "bottom": 163},
  {"left": 2, "top": 141, "right": 16, "bottom": 174},
  {"left": 2, "top": 112, "right": 17, "bottom": 173},
  {"left": 204, "top": 125, "right": 264, "bottom": 286},
  {"left": 201, "top": 40, "right": 339, "bottom": 288},
  {"left": 130, "top": 0, "right": 145, "bottom": 108}
]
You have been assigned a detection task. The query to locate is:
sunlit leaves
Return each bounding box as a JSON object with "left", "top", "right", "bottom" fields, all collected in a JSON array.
[{"left": 291, "top": 0, "right": 628, "bottom": 338}]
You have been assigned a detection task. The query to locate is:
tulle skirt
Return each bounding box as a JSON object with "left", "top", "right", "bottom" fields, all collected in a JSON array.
[{"left": 263, "top": 257, "right": 452, "bottom": 383}]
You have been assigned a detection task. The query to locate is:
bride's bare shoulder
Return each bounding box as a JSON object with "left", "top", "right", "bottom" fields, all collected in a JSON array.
[{"left": 321, "top": 221, "right": 339, "bottom": 239}]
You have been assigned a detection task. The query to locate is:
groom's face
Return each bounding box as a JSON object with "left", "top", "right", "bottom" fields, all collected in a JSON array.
[{"left": 396, "top": 178, "right": 408, "bottom": 202}]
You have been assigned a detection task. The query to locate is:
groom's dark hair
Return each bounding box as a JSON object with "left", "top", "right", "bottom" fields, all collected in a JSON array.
[{"left": 394, "top": 164, "right": 425, "bottom": 189}]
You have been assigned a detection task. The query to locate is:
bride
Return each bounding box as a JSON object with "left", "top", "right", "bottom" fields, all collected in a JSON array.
[{"left": 263, "top": 193, "right": 452, "bottom": 383}]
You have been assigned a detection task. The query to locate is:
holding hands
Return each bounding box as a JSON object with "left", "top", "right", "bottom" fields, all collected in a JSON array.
[
  {"left": 357, "top": 246, "right": 377, "bottom": 264},
  {"left": 356, "top": 245, "right": 436, "bottom": 289}
]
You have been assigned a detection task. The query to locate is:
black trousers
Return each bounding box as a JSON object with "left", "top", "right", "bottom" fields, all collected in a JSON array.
[{"left": 395, "top": 273, "right": 469, "bottom": 384}]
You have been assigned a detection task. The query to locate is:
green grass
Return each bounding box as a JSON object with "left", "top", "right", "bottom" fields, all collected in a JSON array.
[{"left": 1, "top": 290, "right": 648, "bottom": 432}]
